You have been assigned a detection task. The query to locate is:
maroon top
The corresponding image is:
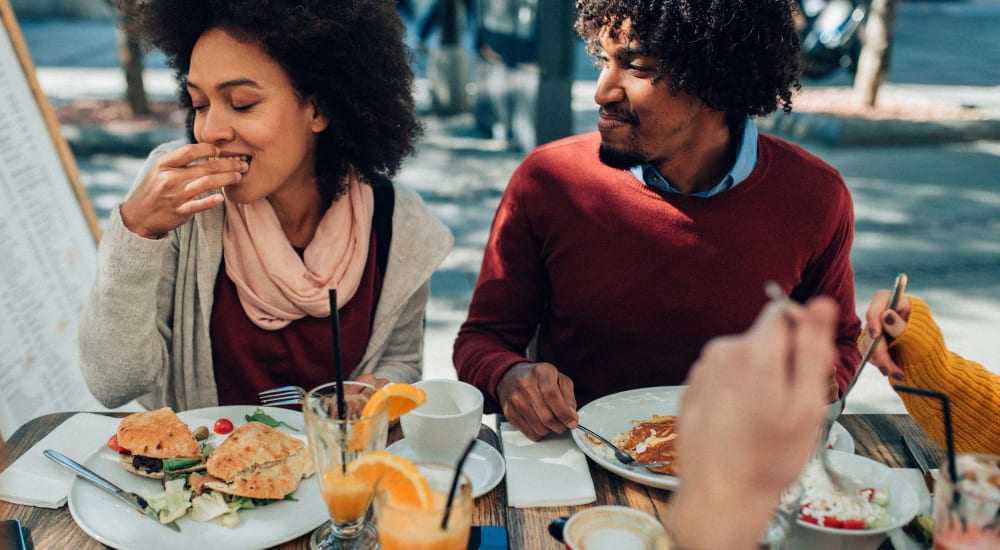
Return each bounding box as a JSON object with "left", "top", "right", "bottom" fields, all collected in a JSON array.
[{"left": 211, "top": 234, "right": 382, "bottom": 405}]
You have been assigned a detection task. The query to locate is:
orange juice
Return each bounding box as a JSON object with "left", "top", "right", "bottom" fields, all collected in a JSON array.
[
  {"left": 376, "top": 491, "right": 472, "bottom": 550},
  {"left": 321, "top": 470, "right": 373, "bottom": 523}
]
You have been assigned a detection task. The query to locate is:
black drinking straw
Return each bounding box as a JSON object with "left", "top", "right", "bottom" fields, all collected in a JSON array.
[
  {"left": 441, "top": 438, "right": 478, "bottom": 530},
  {"left": 893, "top": 386, "right": 958, "bottom": 506},
  {"left": 329, "top": 289, "right": 347, "bottom": 474},
  {"left": 329, "top": 289, "right": 347, "bottom": 420}
]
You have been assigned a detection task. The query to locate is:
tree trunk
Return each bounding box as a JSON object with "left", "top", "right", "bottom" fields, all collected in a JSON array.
[
  {"left": 106, "top": 0, "right": 150, "bottom": 116},
  {"left": 853, "top": 0, "right": 898, "bottom": 107},
  {"left": 120, "top": 27, "right": 150, "bottom": 115}
]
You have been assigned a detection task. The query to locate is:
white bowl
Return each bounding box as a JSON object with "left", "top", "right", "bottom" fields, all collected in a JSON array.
[{"left": 791, "top": 451, "right": 919, "bottom": 549}]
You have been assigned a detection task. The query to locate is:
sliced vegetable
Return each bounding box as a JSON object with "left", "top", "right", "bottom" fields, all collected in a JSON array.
[
  {"left": 216, "top": 510, "right": 241, "bottom": 528},
  {"left": 190, "top": 491, "right": 235, "bottom": 522},
  {"left": 245, "top": 408, "right": 299, "bottom": 431},
  {"left": 902, "top": 514, "right": 934, "bottom": 545},
  {"left": 143, "top": 478, "right": 191, "bottom": 524},
  {"left": 822, "top": 516, "right": 844, "bottom": 529},
  {"left": 200, "top": 441, "right": 215, "bottom": 456},
  {"left": 842, "top": 518, "right": 866, "bottom": 530},
  {"left": 162, "top": 457, "right": 203, "bottom": 471},
  {"left": 107, "top": 434, "right": 127, "bottom": 453}
]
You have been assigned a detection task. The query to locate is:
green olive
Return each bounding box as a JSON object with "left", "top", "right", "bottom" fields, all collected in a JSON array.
[{"left": 192, "top": 425, "right": 210, "bottom": 441}]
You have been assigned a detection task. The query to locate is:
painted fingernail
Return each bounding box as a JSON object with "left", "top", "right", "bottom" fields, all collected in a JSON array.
[
  {"left": 892, "top": 373, "right": 904, "bottom": 381},
  {"left": 883, "top": 312, "right": 895, "bottom": 325}
]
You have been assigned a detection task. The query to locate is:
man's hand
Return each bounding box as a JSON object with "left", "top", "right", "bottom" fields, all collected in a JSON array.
[{"left": 496, "top": 362, "right": 578, "bottom": 441}]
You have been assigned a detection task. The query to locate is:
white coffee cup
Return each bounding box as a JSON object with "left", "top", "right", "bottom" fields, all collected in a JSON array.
[
  {"left": 562, "top": 506, "right": 668, "bottom": 550},
  {"left": 400, "top": 379, "right": 484, "bottom": 463}
]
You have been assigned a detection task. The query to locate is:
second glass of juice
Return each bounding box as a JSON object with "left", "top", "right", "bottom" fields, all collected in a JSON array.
[{"left": 373, "top": 462, "right": 473, "bottom": 550}]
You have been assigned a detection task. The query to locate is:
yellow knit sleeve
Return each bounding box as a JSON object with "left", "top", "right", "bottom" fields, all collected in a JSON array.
[{"left": 888, "top": 297, "right": 1000, "bottom": 454}]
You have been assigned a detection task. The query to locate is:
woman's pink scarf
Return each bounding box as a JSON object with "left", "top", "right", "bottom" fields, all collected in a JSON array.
[{"left": 222, "top": 179, "right": 374, "bottom": 330}]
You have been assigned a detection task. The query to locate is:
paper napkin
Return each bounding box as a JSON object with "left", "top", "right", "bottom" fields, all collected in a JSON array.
[
  {"left": 500, "top": 422, "right": 596, "bottom": 508},
  {"left": 0, "top": 413, "right": 121, "bottom": 508}
]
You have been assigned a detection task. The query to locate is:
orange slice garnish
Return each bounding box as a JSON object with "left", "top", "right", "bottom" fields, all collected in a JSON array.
[
  {"left": 347, "top": 451, "right": 432, "bottom": 509},
  {"left": 360, "top": 383, "right": 426, "bottom": 421}
]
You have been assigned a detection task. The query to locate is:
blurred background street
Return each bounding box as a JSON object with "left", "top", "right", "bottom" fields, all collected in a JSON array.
[{"left": 9, "top": 0, "right": 1000, "bottom": 414}]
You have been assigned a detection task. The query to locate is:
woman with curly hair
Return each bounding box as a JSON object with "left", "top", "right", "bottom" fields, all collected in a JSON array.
[
  {"left": 455, "top": 0, "right": 861, "bottom": 441},
  {"left": 79, "top": 0, "right": 453, "bottom": 411}
]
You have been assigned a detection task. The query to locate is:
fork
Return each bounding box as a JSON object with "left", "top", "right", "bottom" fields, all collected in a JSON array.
[
  {"left": 258, "top": 385, "right": 305, "bottom": 407},
  {"left": 764, "top": 281, "right": 864, "bottom": 493},
  {"left": 575, "top": 424, "right": 673, "bottom": 471}
]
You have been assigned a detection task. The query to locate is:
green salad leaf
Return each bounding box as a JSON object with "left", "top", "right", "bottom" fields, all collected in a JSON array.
[{"left": 244, "top": 408, "right": 299, "bottom": 432}]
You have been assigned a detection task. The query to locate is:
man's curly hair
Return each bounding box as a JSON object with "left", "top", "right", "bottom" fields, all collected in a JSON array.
[
  {"left": 575, "top": 0, "right": 801, "bottom": 130},
  {"left": 128, "top": 0, "right": 421, "bottom": 203}
]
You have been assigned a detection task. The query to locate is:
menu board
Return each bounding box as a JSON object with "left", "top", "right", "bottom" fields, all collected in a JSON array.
[{"left": 0, "top": 0, "right": 119, "bottom": 440}]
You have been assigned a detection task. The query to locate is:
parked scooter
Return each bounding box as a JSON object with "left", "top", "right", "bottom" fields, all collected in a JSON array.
[{"left": 795, "top": 0, "right": 869, "bottom": 79}]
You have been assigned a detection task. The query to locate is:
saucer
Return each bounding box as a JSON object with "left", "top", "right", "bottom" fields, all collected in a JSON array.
[{"left": 386, "top": 438, "right": 506, "bottom": 498}]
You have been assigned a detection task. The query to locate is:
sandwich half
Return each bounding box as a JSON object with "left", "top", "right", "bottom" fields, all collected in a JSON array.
[
  {"left": 116, "top": 407, "right": 207, "bottom": 478},
  {"left": 202, "top": 422, "right": 314, "bottom": 500}
]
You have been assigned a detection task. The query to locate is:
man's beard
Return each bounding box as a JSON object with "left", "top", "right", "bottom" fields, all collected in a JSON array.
[{"left": 598, "top": 142, "right": 646, "bottom": 169}]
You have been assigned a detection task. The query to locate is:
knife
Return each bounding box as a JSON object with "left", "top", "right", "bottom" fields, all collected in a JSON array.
[
  {"left": 901, "top": 435, "right": 936, "bottom": 495},
  {"left": 44, "top": 449, "right": 181, "bottom": 532}
]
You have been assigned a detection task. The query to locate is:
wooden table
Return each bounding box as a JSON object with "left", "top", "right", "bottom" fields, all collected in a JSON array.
[{"left": 0, "top": 413, "right": 942, "bottom": 549}]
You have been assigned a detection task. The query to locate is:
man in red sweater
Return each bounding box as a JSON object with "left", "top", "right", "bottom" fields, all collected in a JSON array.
[{"left": 454, "top": 0, "right": 862, "bottom": 440}]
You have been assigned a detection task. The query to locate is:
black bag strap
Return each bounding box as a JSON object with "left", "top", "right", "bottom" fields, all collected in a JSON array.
[{"left": 371, "top": 176, "right": 395, "bottom": 275}]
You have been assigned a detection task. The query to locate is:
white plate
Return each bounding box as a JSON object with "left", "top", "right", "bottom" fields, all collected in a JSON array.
[
  {"left": 386, "top": 438, "right": 505, "bottom": 498},
  {"left": 795, "top": 451, "right": 919, "bottom": 541},
  {"left": 571, "top": 386, "right": 686, "bottom": 490},
  {"left": 827, "top": 421, "right": 855, "bottom": 454},
  {"left": 67, "top": 406, "right": 327, "bottom": 550}
]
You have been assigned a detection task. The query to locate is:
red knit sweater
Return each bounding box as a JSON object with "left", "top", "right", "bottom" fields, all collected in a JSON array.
[{"left": 454, "top": 131, "right": 862, "bottom": 412}]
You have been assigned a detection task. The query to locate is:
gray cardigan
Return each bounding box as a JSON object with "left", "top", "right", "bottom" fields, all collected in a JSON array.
[{"left": 79, "top": 140, "right": 453, "bottom": 411}]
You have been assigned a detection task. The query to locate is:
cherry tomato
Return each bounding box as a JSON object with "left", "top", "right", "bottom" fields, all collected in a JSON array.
[
  {"left": 842, "top": 518, "right": 867, "bottom": 530},
  {"left": 213, "top": 418, "right": 234, "bottom": 435},
  {"left": 800, "top": 514, "right": 819, "bottom": 525},
  {"left": 107, "top": 434, "right": 127, "bottom": 453}
]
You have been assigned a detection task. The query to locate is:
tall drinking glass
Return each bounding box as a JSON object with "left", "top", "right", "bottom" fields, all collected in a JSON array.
[
  {"left": 304, "top": 382, "right": 389, "bottom": 550},
  {"left": 373, "top": 462, "right": 473, "bottom": 550},
  {"left": 933, "top": 453, "right": 1000, "bottom": 550}
]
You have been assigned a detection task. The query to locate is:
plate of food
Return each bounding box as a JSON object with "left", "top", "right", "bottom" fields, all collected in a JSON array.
[
  {"left": 571, "top": 386, "right": 686, "bottom": 490},
  {"left": 792, "top": 450, "right": 919, "bottom": 548},
  {"left": 67, "top": 405, "right": 325, "bottom": 550}
]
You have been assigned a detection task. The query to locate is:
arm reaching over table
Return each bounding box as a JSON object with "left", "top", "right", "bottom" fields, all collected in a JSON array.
[
  {"left": 862, "top": 291, "right": 1000, "bottom": 454},
  {"left": 664, "top": 297, "right": 838, "bottom": 550}
]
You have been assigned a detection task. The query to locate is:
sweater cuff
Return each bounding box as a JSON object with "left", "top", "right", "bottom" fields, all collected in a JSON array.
[
  {"left": 887, "top": 297, "right": 944, "bottom": 370},
  {"left": 98, "top": 206, "right": 173, "bottom": 284}
]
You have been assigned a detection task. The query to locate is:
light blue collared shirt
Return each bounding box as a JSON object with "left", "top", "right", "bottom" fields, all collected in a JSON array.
[{"left": 629, "top": 116, "right": 758, "bottom": 198}]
